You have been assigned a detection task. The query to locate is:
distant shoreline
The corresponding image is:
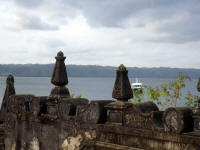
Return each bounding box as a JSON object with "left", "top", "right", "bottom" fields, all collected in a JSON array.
[
  {"left": 0, "top": 76, "right": 199, "bottom": 80},
  {"left": 0, "top": 64, "right": 200, "bottom": 78}
]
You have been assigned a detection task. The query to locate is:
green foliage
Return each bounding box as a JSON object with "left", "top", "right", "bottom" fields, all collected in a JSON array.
[
  {"left": 71, "top": 93, "right": 83, "bottom": 98},
  {"left": 131, "top": 88, "right": 143, "bottom": 103},
  {"left": 132, "top": 72, "right": 198, "bottom": 109},
  {"left": 185, "top": 91, "right": 199, "bottom": 107},
  {"left": 168, "top": 72, "right": 190, "bottom": 106},
  {"left": 145, "top": 85, "right": 161, "bottom": 105}
]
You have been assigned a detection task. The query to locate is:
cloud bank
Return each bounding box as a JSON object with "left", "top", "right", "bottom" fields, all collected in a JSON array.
[{"left": 0, "top": 0, "right": 200, "bottom": 68}]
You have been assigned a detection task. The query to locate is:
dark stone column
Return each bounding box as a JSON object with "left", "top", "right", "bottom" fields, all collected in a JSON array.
[
  {"left": 50, "top": 51, "right": 70, "bottom": 98},
  {"left": 0, "top": 75, "right": 16, "bottom": 122},
  {"left": 105, "top": 64, "right": 133, "bottom": 125}
]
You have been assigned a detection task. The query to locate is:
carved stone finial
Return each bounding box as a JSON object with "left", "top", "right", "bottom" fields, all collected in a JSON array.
[
  {"left": 118, "top": 64, "right": 127, "bottom": 71},
  {"left": 0, "top": 74, "right": 16, "bottom": 122},
  {"left": 57, "top": 51, "right": 64, "bottom": 57},
  {"left": 7, "top": 74, "right": 14, "bottom": 85},
  {"left": 50, "top": 51, "right": 70, "bottom": 98},
  {"left": 112, "top": 64, "right": 133, "bottom": 101},
  {"left": 4, "top": 74, "right": 15, "bottom": 100}
]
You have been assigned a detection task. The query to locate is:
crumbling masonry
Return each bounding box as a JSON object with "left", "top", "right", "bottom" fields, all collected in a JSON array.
[{"left": 0, "top": 51, "right": 200, "bottom": 150}]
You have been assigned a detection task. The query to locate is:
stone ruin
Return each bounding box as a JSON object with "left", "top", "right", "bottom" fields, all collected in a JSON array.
[{"left": 0, "top": 51, "right": 199, "bottom": 150}]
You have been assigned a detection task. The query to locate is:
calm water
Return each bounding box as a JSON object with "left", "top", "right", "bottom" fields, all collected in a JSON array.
[{"left": 0, "top": 77, "right": 199, "bottom": 106}]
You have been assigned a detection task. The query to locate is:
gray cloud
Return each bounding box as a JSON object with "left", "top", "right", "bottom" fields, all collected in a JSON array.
[
  {"left": 13, "top": 0, "right": 199, "bottom": 43},
  {"left": 1, "top": 0, "right": 200, "bottom": 68},
  {"left": 16, "top": 14, "right": 59, "bottom": 30},
  {"left": 13, "top": 0, "right": 44, "bottom": 8},
  {"left": 59, "top": 0, "right": 184, "bottom": 27},
  {"left": 72, "top": 0, "right": 200, "bottom": 43},
  {"left": 10, "top": 0, "right": 185, "bottom": 27},
  {"left": 148, "top": 1, "right": 200, "bottom": 43},
  {"left": 154, "top": 16, "right": 200, "bottom": 43}
]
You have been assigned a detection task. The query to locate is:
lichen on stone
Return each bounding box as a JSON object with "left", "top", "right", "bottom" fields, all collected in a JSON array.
[
  {"left": 28, "top": 137, "right": 39, "bottom": 150},
  {"left": 62, "top": 134, "right": 83, "bottom": 150},
  {"left": 84, "top": 130, "right": 96, "bottom": 140}
]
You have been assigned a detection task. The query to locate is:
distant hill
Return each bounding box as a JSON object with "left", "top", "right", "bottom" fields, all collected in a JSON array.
[{"left": 0, "top": 64, "right": 200, "bottom": 78}]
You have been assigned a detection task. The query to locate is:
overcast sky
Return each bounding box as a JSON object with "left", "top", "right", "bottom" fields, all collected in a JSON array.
[{"left": 0, "top": 0, "right": 200, "bottom": 68}]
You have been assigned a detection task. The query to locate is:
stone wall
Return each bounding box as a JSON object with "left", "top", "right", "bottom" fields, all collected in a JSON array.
[{"left": 0, "top": 51, "right": 200, "bottom": 150}]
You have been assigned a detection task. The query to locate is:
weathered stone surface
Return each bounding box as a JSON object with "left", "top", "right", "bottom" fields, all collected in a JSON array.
[
  {"left": 163, "top": 107, "right": 193, "bottom": 133},
  {"left": 62, "top": 135, "right": 83, "bottom": 150},
  {"left": 105, "top": 100, "right": 132, "bottom": 125},
  {"left": 123, "top": 102, "right": 161, "bottom": 130},
  {"left": 61, "top": 131, "right": 96, "bottom": 150},
  {"left": 28, "top": 137, "right": 39, "bottom": 150}
]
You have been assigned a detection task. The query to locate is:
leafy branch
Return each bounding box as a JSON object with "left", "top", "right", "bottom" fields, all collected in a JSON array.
[{"left": 132, "top": 72, "right": 199, "bottom": 109}]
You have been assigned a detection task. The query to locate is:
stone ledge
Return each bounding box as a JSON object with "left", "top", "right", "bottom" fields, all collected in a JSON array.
[
  {"left": 97, "top": 124, "right": 200, "bottom": 146},
  {"left": 87, "top": 141, "right": 144, "bottom": 150}
]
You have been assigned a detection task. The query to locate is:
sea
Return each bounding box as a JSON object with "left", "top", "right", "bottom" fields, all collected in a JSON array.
[{"left": 0, "top": 77, "right": 199, "bottom": 107}]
